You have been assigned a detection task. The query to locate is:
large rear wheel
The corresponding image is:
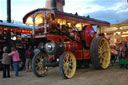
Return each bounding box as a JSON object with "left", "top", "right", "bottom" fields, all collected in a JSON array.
[
  {"left": 90, "top": 37, "right": 111, "bottom": 69},
  {"left": 59, "top": 52, "right": 76, "bottom": 79},
  {"left": 32, "top": 51, "right": 48, "bottom": 77}
]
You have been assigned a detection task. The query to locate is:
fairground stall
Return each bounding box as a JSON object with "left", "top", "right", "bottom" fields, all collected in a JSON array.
[
  {"left": 99, "top": 20, "right": 128, "bottom": 46},
  {"left": 0, "top": 22, "right": 32, "bottom": 70}
]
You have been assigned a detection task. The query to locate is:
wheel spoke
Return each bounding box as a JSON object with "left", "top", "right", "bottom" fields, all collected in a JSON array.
[
  {"left": 100, "top": 56, "right": 104, "bottom": 63},
  {"left": 68, "top": 67, "right": 72, "bottom": 75},
  {"left": 101, "top": 41, "right": 106, "bottom": 47},
  {"left": 36, "top": 66, "right": 39, "bottom": 70},
  {"left": 63, "top": 62, "right": 68, "bottom": 69},
  {"left": 64, "top": 66, "right": 68, "bottom": 76},
  {"left": 99, "top": 41, "right": 107, "bottom": 50},
  {"left": 69, "top": 57, "right": 72, "bottom": 63}
]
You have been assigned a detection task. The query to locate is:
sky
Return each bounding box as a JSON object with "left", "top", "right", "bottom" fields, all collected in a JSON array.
[{"left": 0, "top": 0, "right": 128, "bottom": 24}]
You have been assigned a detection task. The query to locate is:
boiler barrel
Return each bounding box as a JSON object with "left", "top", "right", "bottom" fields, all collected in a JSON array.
[{"left": 64, "top": 42, "right": 82, "bottom": 52}]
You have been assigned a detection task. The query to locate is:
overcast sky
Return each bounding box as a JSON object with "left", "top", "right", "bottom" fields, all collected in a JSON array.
[{"left": 0, "top": 0, "right": 128, "bottom": 24}]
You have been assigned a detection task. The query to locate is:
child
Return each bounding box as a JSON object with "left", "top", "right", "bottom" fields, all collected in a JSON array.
[
  {"left": 8, "top": 47, "right": 20, "bottom": 77},
  {"left": 1, "top": 47, "right": 11, "bottom": 78}
]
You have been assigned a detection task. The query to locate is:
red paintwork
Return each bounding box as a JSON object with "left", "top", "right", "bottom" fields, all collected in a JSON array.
[
  {"left": 81, "top": 25, "right": 95, "bottom": 47},
  {"left": 74, "top": 49, "right": 90, "bottom": 60},
  {"left": 34, "top": 34, "right": 69, "bottom": 43},
  {"left": 22, "top": 8, "right": 110, "bottom": 61},
  {"left": 74, "top": 32, "right": 80, "bottom": 41},
  {"left": 82, "top": 50, "right": 90, "bottom": 59},
  {"left": 64, "top": 41, "right": 82, "bottom": 51},
  {"left": 23, "top": 8, "right": 110, "bottom": 27},
  {"left": 74, "top": 50, "right": 83, "bottom": 60},
  {"left": 55, "top": 14, "right": 110, "bottom": 26},
  {"left": 46, "top": 34, "right": 69, "bottom": 42}
]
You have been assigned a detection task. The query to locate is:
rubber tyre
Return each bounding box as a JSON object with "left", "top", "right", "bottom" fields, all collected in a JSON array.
[{"left": 90, "top": 36, "right": 111, "bottom": 69}]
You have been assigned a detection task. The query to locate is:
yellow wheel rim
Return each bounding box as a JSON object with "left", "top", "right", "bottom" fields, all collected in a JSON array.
[
  {"left": 98, "top": 38, "right": 111, "bottom": 69},
  {"left": 63, "top": 52, "right": 76, "bottom": 78},
  {"left": 35, "top": 53, "right": 48, "bottom": 76}
]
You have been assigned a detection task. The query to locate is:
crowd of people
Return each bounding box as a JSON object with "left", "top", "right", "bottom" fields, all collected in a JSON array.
[
  {"left": 2, "top": 41, "right": 128, "bottom": 78},
  {"left": 1, "top": 46, "right": 21, "bottom": 78},
  {"left": 1, "top": 45, "right": 37, "bottom": 78},
  {"left": 111, "top": 41, "right": 128, "bottom": 68}
]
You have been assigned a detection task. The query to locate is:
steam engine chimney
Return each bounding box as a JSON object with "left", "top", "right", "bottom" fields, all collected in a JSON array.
[
  {"left": 45, "top": 0, "right": 65, "bottom": 12},
  {"left": 7, "top": 0, "right": 11, "bottom": 23}
]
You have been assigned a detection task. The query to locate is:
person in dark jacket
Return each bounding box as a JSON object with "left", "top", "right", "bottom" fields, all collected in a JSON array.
[
  {"left": 1, "top": 47, "right": 11, "bottom": 78},
  {"left": 25, "top": 46, "right": 33, "bottom": 72},
  {"left": 33, "top": 45, "right": 40, "bottom": 55}
]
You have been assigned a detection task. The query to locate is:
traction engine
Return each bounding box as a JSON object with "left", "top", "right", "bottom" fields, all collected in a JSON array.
[{"left": 23, "top": 8, "right": 111, "bottom": 79}]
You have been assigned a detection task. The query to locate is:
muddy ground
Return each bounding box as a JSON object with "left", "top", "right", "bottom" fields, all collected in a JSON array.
[{"left": 0, "top": 63, "right": 128, "bottom": 85}]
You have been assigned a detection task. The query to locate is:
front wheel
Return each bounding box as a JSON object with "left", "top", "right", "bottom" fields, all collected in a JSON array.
[
  {"left": 59, "top": 52, "right": 76, "bottom": 79},
  {"left": 32, "top": 51, "right": 48, "bottom": 77}
]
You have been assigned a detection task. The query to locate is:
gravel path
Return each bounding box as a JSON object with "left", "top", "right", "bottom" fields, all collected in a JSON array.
[{"left": 0, "top": 63, "right": 128, "bottom": 85}]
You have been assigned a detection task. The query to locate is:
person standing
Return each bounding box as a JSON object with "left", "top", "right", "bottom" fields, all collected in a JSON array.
[
  {"left": 8, "top": 47, "right": 20, "bottom": 77},
  {"left": 125, "top": 41, "right": 128, "bottom": 68},
  {"left": 33, "top": 45, "right": 40, "bottom": 55},
  {"left": 25, "top": 46, "right": 33, "bottom": 72},
  {"left": 111, "top": 46, "right": 117, "bottom": 66},
  {"left": 117, "top": 42, "right": 126, "bottom": 68},
  {"left": 1, "top": 47, "right": 11, "bottom": 78}
]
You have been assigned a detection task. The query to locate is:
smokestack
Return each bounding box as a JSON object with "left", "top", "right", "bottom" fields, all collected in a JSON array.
[
  {"left": 7, "top": 0, "right": 11, "bottom": 23},
  {"left": 46, "top": 0, "right": 57, "bottom": 10},
  {"left": 51, "top": 0, "right": 57, "bottom": 10},
  {"left": 46, "top": 0, "right": 65, "bottom": 12}
]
